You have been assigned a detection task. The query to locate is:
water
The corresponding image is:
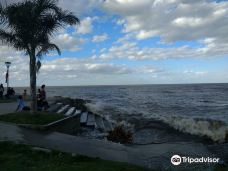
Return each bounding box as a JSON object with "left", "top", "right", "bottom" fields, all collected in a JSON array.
[{"left": 15, "top": 83, "right": 228, "bottom": 142}]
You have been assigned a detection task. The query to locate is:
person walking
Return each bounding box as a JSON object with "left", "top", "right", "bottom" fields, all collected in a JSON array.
[
  {"left": 40, "top": 84, "right": 49, "bottom": 110},
  {"left": 15, "top": 95, "right": 30, "bottom": 112},
  {"left": 0, "top": 84, "right": 4, "bottom": 99}
]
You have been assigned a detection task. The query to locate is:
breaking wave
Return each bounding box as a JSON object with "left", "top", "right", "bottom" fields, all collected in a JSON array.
[
  {"left": 158, "top": 115, "right": 228, "bottom": 143},
  {"left": 87, "top": 101, "right": 228, "bottom": 143}
]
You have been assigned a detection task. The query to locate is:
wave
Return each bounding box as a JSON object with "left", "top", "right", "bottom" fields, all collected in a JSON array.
[
  {"left": 86, "top": 101, "right": 228, "bottom": 143},
  {"left": 159, "top": 115, "right": 228, "bottom": 143}
]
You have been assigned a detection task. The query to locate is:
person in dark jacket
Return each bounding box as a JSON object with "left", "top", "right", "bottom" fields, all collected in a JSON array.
[{"left": 0, "top": 84, "right": 4, "bottom": 99}]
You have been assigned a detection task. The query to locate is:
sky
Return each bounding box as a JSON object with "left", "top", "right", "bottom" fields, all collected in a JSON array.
[{"left": 0, "top": 0, "right": 228, "bottom": 87}]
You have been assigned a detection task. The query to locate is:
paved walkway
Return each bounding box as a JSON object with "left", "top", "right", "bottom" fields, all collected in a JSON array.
[
  {"left": 0, "top": 98, "right": 56, "bottom": 115},
  {"left": 0, "top": 122, "right": 218, "bottom": 170},
  {"left": 0, "top": 102, "right": 18, "bottom": 115}
]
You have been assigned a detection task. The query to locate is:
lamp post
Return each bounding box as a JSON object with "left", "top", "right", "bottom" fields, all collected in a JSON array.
[{"left": 5, "top": 62, "right": 11, "bottom": 90}]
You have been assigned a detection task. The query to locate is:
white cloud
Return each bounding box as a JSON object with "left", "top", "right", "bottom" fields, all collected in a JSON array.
[
  {"left": 103, "top": 0, "right": 228, "bottom": 45},
  {"left": 41, "top": 58, "right": 133, "bottom": 75},
  {"left": 98, "top": 40, "right": 173, "bottom": 60},
  {"left": 0, "top": 0, "right": 21, "bottom": 5},
  {"left": 0, "top": 54, "right": 168, "bottom": 86},
  {"left": 98, "top": 36, "right": 228, "bottom": 61},
  {"left": 76, "top": 17, "right": 94, "bottom": 34},
  {"left": 136, "top": 30, "right": 158, "bottom": 40},
  {"left": 0, "top": 55, "right": 30, "bottom": 86},
  {"left": 59, "top": 0, "right": 101, "bottom": 16},
  {"left": 183, "top": 70, "right": 208, "bottom": 76},
  {"left": 92, "top": 33, "right": 109, "bottom": 42},
  {"left": 0, "top": 0, "right": 227, "bottom": 86},
  {"left": 0, "top": 45, "right": 21, "bottom": 62},
  {"left": 52, "top": 33, "right": 85, "bottom": 52}
]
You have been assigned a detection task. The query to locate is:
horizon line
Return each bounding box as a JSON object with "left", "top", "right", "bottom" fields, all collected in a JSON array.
[{"left": 12, "top": 82, "right": 228, "bottom": 88}]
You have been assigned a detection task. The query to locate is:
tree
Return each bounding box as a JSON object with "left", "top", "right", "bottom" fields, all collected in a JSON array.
[{"left": 0, "top": 0, "right": 79, "bottom": 113}]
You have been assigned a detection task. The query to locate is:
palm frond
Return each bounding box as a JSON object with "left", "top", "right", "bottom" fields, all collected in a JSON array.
[
  {"left": 36, "top": 0, "right": 60, "bottom": 14},
  {"left": 57, "top": 10, "right": 80, "bottom": 26},
  {"left": 36, "top": 43, "right": 61, "bottom": 58},
  {"left": 0, "top": 0, "right": 79, "bottom": 61},
  {"left": 0, "top": 29, "right": 16, "bottom": 43}
]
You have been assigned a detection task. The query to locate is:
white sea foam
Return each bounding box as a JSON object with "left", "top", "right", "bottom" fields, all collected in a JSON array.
[
  {"left": 87, "top": 101, "right": 228, "bottom": 142},
  {"left": 86, "top": 101, "right": 107, "bottom": 115},
  {"left": 160, "top": 115, "right": 228, "bottom": 142}
]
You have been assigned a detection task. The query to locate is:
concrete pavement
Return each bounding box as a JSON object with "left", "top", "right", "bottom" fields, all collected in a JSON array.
[
  {"left": 0, "top": 102, "right": 18, "bottom": 115},
  {"left": 0, "top": 122, "right": 220, "bottom": 170}
]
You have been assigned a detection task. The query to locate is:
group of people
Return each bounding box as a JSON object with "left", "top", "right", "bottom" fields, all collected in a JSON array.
[
  {"left": 16, "top": 84, "right": 49, "bottom": 112},
  {"left": 0, "top": 83, "right": 15, "bottom": 99}
]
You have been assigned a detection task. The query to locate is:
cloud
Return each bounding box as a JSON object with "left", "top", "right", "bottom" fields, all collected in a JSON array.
[
  {"left": 58, "top": 0, "right": 101, "bottom": 16},
  {"left": 0, "top": 55, "right": 30, "bottom": 86},
  {"left": 0, "top": 0, "right": 21, "bottom": 5},
  {"left": 103, "top": 0, "right": 228, "bottom": 45},
  {"left": 183, "top": 70, "right": 208, "bottom": 76},
  {"left": 98, "top": 34, "right": 228, "bottom": 61},
  {"left": 76, "top": 17, "right": 94, "bottom": 34},
  {"left": 0, "top": 0, "right": 227, "bottom": 86},
  {"left": 0, "top": 45, "right": 21, "bottom": 62},
  {"left": 0, "top": 0, "right": 101, "bottom": 16},
  {"left": 41, "top": 58, "right": 133, "bottom": 75},
  {"left": 137, "top": 65, "right": 163, "bottom": 74},
  {"left": 92, "top": 33, "right": 109, "bottom": 42},
  {"left": 52, "top": 33, "right": 85, "bottom": 52},
  {"left": 0, "top": 54, "right": 166, "bottom": 86}
]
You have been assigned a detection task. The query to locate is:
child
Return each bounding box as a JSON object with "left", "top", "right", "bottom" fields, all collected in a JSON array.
[{"left": 15, "top": 95, "right": 30, "bottom": 112}]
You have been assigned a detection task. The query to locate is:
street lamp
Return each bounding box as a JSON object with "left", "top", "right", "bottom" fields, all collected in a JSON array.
[{"left": 5, "top": 62, "right": 11, "bottom": 89}]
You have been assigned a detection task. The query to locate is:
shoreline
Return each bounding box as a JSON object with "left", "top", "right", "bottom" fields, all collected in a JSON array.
[
  {"left": 49, "top": 96, "right": 228, "bottom": 144},
  {"left": 0, "top": 96, "right": 227, "bottom": 169},
  {"left": 12, "top": 82, "right": 228, "bottom": 89},
  {"left": 1, "top": 95, "right": 227, "bottom": 144}
]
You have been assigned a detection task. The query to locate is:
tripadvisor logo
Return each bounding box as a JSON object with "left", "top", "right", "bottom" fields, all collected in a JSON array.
[
  {"left": 171, "top": 155, "right": 220, "bottom": 166},
  {"left": 171, "top": 155, "right": 182, "bottom": 165}
]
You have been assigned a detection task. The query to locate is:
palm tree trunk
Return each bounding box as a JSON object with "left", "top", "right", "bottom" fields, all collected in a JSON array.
[{"left": 29, "top": 51, "right": 37, "bottom": 114}]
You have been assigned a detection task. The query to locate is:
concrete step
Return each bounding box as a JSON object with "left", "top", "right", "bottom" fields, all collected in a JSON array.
[
  {"left": 95, "top": 115, "right": 105, "bottom": 130},
  {"left": 103, "top": 119, "right": 113, "bottom": 132},
  {"left": 57, "top": 105, "right": 70, "bottom": 114},
  {"left": 74, "top": 110, "right": 81, "bottom": 116},
  {"left": 80, "top": 112, "right": 88, "bottom": 124},
  {"left": 65, "top": 107, "right": 75, "bottom": 116},
  {"left": 47, "top": 103, "right": 63, "bottom": 113},
  {"left": 86, "top": 113, "right": 96, "bottom": 127}
]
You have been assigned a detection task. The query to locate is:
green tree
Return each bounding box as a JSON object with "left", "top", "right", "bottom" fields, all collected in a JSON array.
[{"left": 0, "top": 0, "right": 79, "bottom": 113}]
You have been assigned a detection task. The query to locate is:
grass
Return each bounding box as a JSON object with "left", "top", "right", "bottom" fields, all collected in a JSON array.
[
  {"left": 0, "top": 141, "right": 149, "bottom": 171},
  {"left": 0, "top": 112, "right": 65, "bottom": 125}
]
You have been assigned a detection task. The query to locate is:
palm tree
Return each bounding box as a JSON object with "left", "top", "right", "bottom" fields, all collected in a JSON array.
[{"left": 0, "top": 0, "right": 79, "bottom": 113}]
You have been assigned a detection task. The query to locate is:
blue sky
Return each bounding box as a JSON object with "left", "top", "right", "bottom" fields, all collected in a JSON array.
[{"left": 0, "top": 0, "right": 228, "bottom": 86}]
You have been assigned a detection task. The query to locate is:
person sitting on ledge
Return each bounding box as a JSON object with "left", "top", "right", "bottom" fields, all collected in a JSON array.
[
  {"left": 15, "top": 95, "right": 30, "bottom": 112},
  {"left": 5, "top": 87, "right": 15, "bottom": 99}
]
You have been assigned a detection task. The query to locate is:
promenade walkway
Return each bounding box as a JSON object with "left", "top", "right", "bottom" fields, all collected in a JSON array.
[
  {"left": 0, "top": 121, "right": 216, "bottom": 170},
  {"left": 0, "top": 102, "right": 18, "bottom": 115}
]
